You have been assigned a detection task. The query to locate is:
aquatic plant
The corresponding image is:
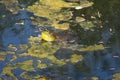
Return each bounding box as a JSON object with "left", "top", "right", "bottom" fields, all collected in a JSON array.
[
  {"left": 15, "top": 60, "right": 34, "bottom": 71},
  {"left": 2, "top": 65, "right": 17, "bottom": 80},
  {"left": 112, "top": 72, "right": 120, "bottom": 80},
  {"left": 27, "top": 0, "right": 79, "bottom": 30}
]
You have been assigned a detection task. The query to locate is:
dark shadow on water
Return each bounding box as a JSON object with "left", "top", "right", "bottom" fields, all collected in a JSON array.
[{"left": 0, "top": 0, "right": 120, "bottom": 80}]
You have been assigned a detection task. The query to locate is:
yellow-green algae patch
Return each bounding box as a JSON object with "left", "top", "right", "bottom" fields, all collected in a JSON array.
[
  {"left": 52, "top": 22, "right": 70, "bottom": 30},
  {"left": 75, "top": 0, "right": 93, "bottom": 9},
  {"left": 70, "top": 54, "right": 83, "bottom": 63},
  {"left": 0, "top": 50, "right": 15, "bottom": 61},
  {"left": 26, "top": 37, "right": 104, "bottom": 68},
  {"left": 79, "top": 21, "right": 95, "bottom": 30},
  {"left": 15, "top": 60, "right": 34, "bottom": 71},
  {"left": 27, "top": 41, "right": 61, "bottom": 58},
  {"left": 91, "top": 76, "right": 99, "bottom": 80},
  {"left": 28, "top": 4, "right": 72, "bottom": 29},
  {"left": 27, "top": 0, "right": 75, "bottom": 30},
  {"left": 39, "top": 0, "right": 75, "bottom": 10},
  {"left": 37, "top": 63, "right": 48, "bottom": 69},
  {"left": 2, "top": 65, "right": 17, "bottom": 80},
  {"left": 27, "top": 41, "right": 67, "bottom": 67},
  {"left": 0, "top": 51, "right": 7, "bottom": 60},
  {"left": 7, "top": 44, "right": 30, "bottom": 53},
  {"left": 112, "top": 72, "right": 120, "bottom": 80},
  {"left": 21, "top": 72, "right": 47, "bottom": 80},
  {"left": 79, "top": 44, "right": 105, "bottom": 51}
]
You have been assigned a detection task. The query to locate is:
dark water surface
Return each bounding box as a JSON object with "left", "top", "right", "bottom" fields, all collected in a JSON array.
[{"left": 0, "top": 0, "right": 120, "bottom": 80}]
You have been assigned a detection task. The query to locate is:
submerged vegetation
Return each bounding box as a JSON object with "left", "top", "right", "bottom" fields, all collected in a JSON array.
[{"left": 0, "top": 0, "right": 120, "bottom": 79}]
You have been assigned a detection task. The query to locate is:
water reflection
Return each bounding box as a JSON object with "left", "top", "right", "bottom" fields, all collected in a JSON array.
[{"left": 0, "top": 0, "right": 120, "bottom": 80}]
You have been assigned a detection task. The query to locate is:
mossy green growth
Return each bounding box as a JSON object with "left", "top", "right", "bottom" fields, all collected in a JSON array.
[
  {"left": 22, "top": 74, "right": 47, "bottom": 80},
  {"left": 0, "top": 51, "right": 7, "bottom": 60},
  {"left": 15, "top": 60, "right": 34, "bottom": 71},
  {"left": 52, "top": 22, "right": 70, "bottom": 30},
  {"left": 79, "top": 44, "right": 105, "bottom": 51},
  {"left": 27, "top": 41, "right": 67, "bottom": 67},
  {"left": 2, "top": 65, "right": 17, "bottom": 80},
  {"left": 21, "top": 72, "right": 41, "bottom": 80},
  {"left": 27, "top": 42, "right": 60, "bottom": 57},
  {"left": 91, "top": 76, "right": 99, "bottom": 80},
  {"left": 79, "top": 21, "right": 95, "bottom": 30},
  {"left": 70, "top": 54, "right": 83, "bottom": 63},
  {"left": 27, "top": 0, "right": 75, "bottom": 29},
  {"left": 112, "top": 72, "right": 120, "bottom": 80},
  {"left": 20, "top": 72, "right": 43, "bottom": 80},
  {"left": 40, "top": 0, "right": 74, "bottom": 10},
  {"left": 28, "top": 4, "right": 72, "bottom": 28}
]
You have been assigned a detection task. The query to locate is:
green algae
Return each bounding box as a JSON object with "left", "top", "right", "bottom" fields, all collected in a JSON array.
[
  {"left": 79, "top": 21, "right": 95, "bottom": 30},
  {"left": 79, "top": 44, "right": 105, "bottom": 51},
  {"left": 21, "top": 72, "right": 47, "bottom": 80},
  {"left": 112, "top": 72, "right": 120, "bottom": 80},
  {"left": 27, "top": 42, "right": 60, "bottom": 57},
  {"left": 0, "top": 0, "right": 107, "bottom": 79},
  {"left": 91, "top": 76, "right": 99, "bottom": 80},
  {"left": 15, "top": 60, "right": 34, "bottom": 71},
  {"left": 2, "top": 65, "right": 17, "bottom": 80},
  {"left": 0, "top": 51, "right": 7, "bottom": 60},
  {"left": 27, "top": 0, "right": 78, "bottom": 29},
  {"left": 70, "top": 54, "right": 83, "bottom": 63}
]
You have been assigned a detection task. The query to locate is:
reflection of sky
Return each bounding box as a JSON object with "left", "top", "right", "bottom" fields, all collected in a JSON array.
[
  {"left": 0, "top": 2, "right": 120, "bottom": 80},
  {"left": 0, "top": 9, "right": 40, "bottom": 79},
  {"left": 1, "top": 10, "right": 39, "bottom": 48},
  {"left": 83, "top": 49, "right": 120, "bottom": 80},
  {"left": 0, "top": 54, "right": 13, "bottom": 73}
]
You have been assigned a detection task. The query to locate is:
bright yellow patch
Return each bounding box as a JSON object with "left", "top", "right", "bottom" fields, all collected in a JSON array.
[
  {"left": 41, "top": 30, "right": 56, "bottom": 41},
  {"left": 38, "top": 77, "right": 47, "bottom": 80}
]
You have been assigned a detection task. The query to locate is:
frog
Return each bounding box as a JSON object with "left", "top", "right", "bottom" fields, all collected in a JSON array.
[
  {"left": 41, "top": 29, "right": 78, "bottom": 43},
  {"left": 41, "top": 30, "right": 56, "bottom": 42}
]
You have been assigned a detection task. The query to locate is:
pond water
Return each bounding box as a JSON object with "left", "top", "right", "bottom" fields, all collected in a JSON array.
[{"left": 0, "top": 0, "right": 120, "bottom": 80}]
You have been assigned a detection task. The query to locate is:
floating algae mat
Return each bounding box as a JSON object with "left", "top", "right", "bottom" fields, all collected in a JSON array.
[{"left": 0, "top": 0, "right": 120, "bottom": 80}]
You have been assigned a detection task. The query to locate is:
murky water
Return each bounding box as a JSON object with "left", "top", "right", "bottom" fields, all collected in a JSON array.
[{"left": 0, "top": 0, "right": 120, "bottom": 80}]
